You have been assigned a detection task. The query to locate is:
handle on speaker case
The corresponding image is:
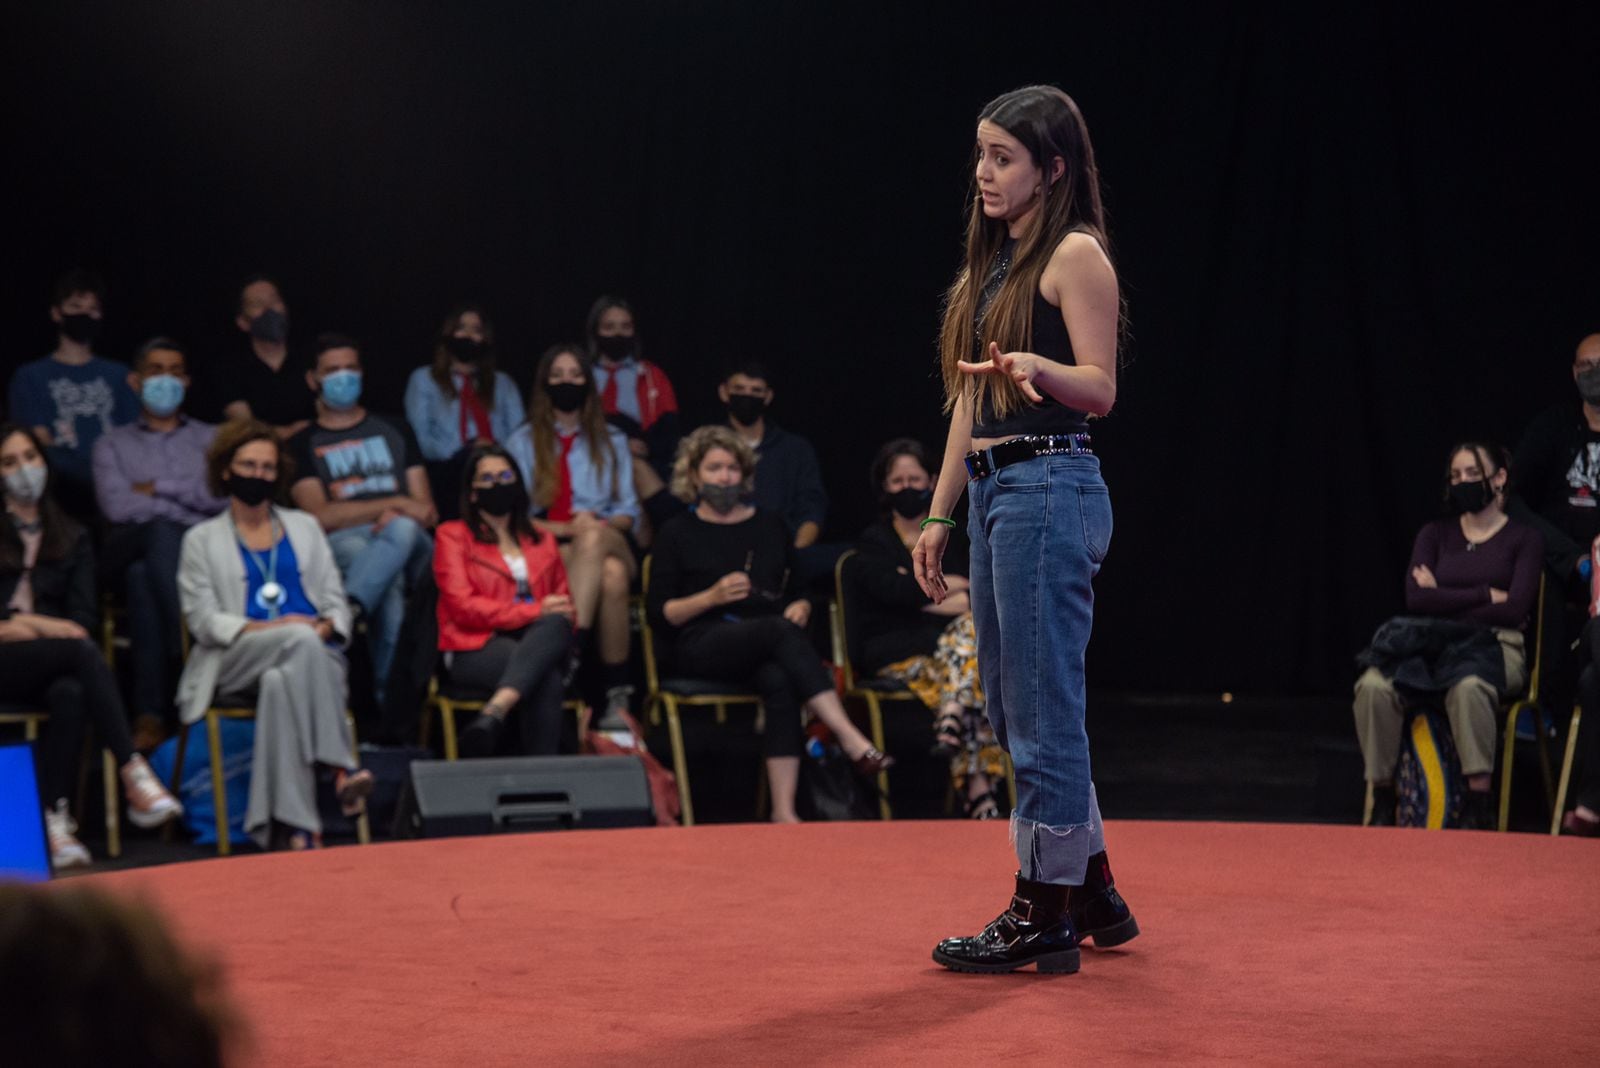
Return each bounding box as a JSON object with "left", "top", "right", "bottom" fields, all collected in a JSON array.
[{"left": 494, "top": 798, "right": 580, "bottom": 830}]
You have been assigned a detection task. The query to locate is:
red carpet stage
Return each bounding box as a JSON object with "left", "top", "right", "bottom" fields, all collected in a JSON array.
[{"left": 84, "top": 822, "right": 1598, "bottom": 1064}]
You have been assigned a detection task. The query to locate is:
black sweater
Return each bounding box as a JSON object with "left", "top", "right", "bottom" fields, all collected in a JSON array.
[
  {"left": 849, "top": 519, "right": 970, "bottom": 674},
  {"left": 647, "top": 509, "right": 796, "bottom": 647},
  {"left": 0, "top": 519, "right": 96, "bottom": 633},
  {"left": 1511, "top": 401, "right": 1600, "bottom": 574}
]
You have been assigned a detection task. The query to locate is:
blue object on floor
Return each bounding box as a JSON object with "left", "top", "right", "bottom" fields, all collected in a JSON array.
[{"left": 147, "top": 721, "right": 255, "bottom": 845}]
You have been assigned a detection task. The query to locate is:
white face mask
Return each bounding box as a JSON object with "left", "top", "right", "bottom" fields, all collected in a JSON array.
[{"left": 4, "top": 463, "right": 47, "bottom": 504}]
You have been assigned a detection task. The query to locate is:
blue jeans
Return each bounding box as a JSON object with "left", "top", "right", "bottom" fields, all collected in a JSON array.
[
  {"left": 968, "top": 452, "right": 1111, "bottom": 886},
  {"left": 328, "top": 517, "right": 433, "bottom": 704}
]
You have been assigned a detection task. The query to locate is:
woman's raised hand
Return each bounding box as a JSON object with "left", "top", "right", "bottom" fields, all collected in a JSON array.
[
  {"left": 712, "top": 572, "right": 752, "bottom": 605},
  {"left": 912, "top": 524, "right": 950, "bottom": 604},
  {"left": 956, "top": 341, "right": 1045, "bottom": 403}
]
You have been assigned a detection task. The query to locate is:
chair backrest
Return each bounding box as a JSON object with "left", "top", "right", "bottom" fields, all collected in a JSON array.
[
  {"left": 832, "top": 549, "right": 861, "bottom": 691},
  {"left": 638, "top": 555, "right": 663, "bottom": 694}
]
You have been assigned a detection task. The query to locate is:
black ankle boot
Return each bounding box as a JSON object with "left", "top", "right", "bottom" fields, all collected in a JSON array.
[
  {"left": 932, "top": 874, "right": 1080, "bottom": 974},
  {"left": 1069, "top": 851, "right": 1139, "bottom": 949}
]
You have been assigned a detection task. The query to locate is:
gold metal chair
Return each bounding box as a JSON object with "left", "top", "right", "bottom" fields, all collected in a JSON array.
[
  {"left": 832, "top": 549, "right": 1016, "bottom": 821},
  {"left": 1497, "top": 574, "right": 1558, "bottom": 831},
  {"left": 419, "top": 674, "right": 588, "bottom": 760},
  {"left": 638, "top": 555, "right": 763, "bottom": 826},
  {"left": 0, "top": 707, "right": 121, "bottom": 858},
  {"left": 170, "top": 698, "right": 372, "bottom": 856},
  {"left": 1551, "top": 703, "right": 1582, "bottom": 836}
]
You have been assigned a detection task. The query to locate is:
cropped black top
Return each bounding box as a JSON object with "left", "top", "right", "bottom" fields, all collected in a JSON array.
[{"left": 970, "top": 237, "right": 1091, "bottom": 439}]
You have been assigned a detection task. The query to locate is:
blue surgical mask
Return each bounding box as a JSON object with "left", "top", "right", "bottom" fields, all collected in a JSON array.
[
  {"left": 320, "top": 369, "right": 363, "bottom": 411},
  {"left": 140, "top": 374, "right": 186, "bottom": 418}
]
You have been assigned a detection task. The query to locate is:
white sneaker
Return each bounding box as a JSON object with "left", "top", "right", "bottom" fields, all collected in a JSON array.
[
  {"left": 121, "top": 753, "right": 184, "bottom": 829},
  {"left": 44, "top": 800, "right": 91, "bottom": 869}
]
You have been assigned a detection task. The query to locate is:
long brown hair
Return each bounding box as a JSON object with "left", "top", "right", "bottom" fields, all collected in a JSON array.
[
  {"left": 938, "top": 86, "right": 1114, "bottom": 418},
  {"left": 429, "top": 304, "right": 499, "bottom": 404},
  {"left": 526, "top": 344, "right": 618, "bottom": 510},
  {"left": 0, "top": 423, "right": 80, "bottom": 572}
]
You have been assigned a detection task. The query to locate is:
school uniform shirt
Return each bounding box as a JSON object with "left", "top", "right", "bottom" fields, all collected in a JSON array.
[
  {"left": 504, "top": 421, "right": 641, "bottom": 525},
  {"left": 403, "top": 367, "right": 526, "bottom": 462}
]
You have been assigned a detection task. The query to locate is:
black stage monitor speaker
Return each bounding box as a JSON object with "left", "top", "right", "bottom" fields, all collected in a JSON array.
[{"left": 395, "top": 755, "right": 655, "bottom": 838}]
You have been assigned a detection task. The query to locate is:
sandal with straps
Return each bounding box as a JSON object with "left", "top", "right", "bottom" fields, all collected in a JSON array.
[{"left": 930, "top": 709, "right": 966, "bottom": 757}]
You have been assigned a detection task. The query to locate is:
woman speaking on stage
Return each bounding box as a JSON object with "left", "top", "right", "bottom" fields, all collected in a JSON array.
[{"left": 914, "top": 85, "right": 1138, "bottom": 975}]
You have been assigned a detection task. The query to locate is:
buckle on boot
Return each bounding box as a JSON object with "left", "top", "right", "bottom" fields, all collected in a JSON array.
[{"left": 1007, "top": 894, "right": 1044, "bottom": 923}]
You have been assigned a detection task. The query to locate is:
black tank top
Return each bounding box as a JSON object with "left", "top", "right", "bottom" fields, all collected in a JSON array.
[{"left": 970, "top": 237, "right": 1090, "bottom": 438}]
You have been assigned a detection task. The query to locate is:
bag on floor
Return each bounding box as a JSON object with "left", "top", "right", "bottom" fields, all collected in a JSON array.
[
  {"left": 799, "top": 741, "right": 876, "bottom": 821},
  {"left": 147, "top": 720, "right": 255, "bottom": 845},
  {"left": 583, "top": 707, "right": 681, "bottom": 826},
  {"left": 1396, "top": 710, "right": 1463, "bottom": 829}
]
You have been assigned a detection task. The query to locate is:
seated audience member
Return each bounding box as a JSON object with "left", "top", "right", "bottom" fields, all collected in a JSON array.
[
  {"left": 721, "top": 360, "right": 828, "bottom": 550},
  {"left": 176, "top": 419, "right": 372, "bottom": 850},
  {"left": 434, "top": 445, "right": 575, "bottom": 758},
  {"left": 217, "top": 275, "right": 314, "bottom": 439},
  {"left": 586, "top": 295, "right": 682, "bottom": 528},
  {"left": 647, "top": 427, "right": 892, "bottom": 823},
  {"left": 288, "top": 334, "right": 435, "bottom": 706},
  {"left": 0, "top": 424, "right": 182, "bottom": 868},
  {"left": 1353, "top": 442, "right": 1542, "bottom": 829},
  {"left": 0, "top": 884, "right": 242, "bottom": 1068},
  {"left": 92, "top": 337, "right": 226, "bottom": 749},
  {"left": 404, "top": 305, "right": 526, "bottom": 516},
  {"left": 507, "top": 344, "right": 640, "bottom": 729},
  {"left": 6, "top": 270, "right": 139, "bottom": 515},
  {"left": 850, "top": 439, "right": 1002, "bottom": 818}
]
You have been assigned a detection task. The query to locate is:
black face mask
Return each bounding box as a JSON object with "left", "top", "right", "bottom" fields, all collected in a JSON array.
[
  {"left": 698, "top": 483, "right": 745, "bottom": 515},
  {"left": 249, "top": 308, "right": 289, "bottom": 344},
  {"left": 1577, "top": 366, "right": 1600, "bottom": 407},
  {"left": 1446, "top": 479, "right": 1495, "bottom": 516},
  {"left": 595, "top": 334, "right": 634, "bottom": 361},
  {"left": 545, "top": 382, "right": 587, "bottom": 414},
  {"left": 726, "top": 394, "right": 767, "bottom": 427},
  {"left": 58, "top": 313, "right": 101, "bottom": 345},
  {"left": 227, "top": 474, "right": 274, "bottom": 507},
  {"left": 475, "top": 483, "right": 520, "bottom": 518},
  {"left": 887, "top": 487, "right": 933, "bottom": 519},
  {"left": 446, "top": 336, "right": 487, "bottom": 363}
]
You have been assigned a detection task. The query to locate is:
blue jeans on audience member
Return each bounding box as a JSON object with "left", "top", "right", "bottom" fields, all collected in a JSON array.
[
  {"left": 328, "top": 517, "right": 433, "bottom": 704},
  {"left": 967, "top": 452, "right": 1112, "bottom": 886},
  {"left": 105, "top": 518, "right": 188, "bottom": 724}
]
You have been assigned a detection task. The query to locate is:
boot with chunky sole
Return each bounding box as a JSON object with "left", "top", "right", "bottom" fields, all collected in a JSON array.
[{"left": 933, "top": 874, "right": 1080, "bottom": 974}]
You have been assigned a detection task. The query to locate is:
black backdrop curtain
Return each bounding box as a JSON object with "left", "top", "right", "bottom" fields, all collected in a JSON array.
[{"left": 4, "top": 2, "right": 1597, "bottom": 694}]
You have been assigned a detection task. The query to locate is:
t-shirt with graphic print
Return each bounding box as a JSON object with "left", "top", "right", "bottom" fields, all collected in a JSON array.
[
  {"left": 286, "top": 413, "right": 423, "bottom": 504},
  {"left": 5, "top": 353, "right": 139, "bottom": 461},
  {"left": 1511, "top": 401, "right": 1600, "bottom": 573}
]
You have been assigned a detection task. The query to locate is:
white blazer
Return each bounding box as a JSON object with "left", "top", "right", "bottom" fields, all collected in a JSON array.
[{"left": 175, "top": 506, "right": 352, "bottom": 725}]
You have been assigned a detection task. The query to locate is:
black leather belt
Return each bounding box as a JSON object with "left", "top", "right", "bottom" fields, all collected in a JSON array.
[{"left": 965, "top": 433, "right": 1093, "bottom": 480}]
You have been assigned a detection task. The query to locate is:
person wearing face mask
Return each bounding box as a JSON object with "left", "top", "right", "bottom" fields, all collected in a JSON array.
[
  {"left": 647, "top": 426, "right": 892, "bottom": 823},
  {"left": 433, "top": 444, "right": 575, "bottom": 757},
  {"left": 1, "top": 423, "right": 184, "bottom": 868},
  {"left": 717, "top": 361, "right": 829, "bottom": 550},
  {"left": 287, "top": 334, "right": 436, "bottom": 709},
  {"left": 1353, "top": 442, "right": 1543, "bottom": 829},
  {"left": 847, "top": 440, "right": 1003, "bottom": 818},
  {"left": 506, "top": 345, "right": 641, "bottom": 730},
  {"left": 6, "top": 269, "right": 139, "bottom": 518},
  {"left": 584, "top": 295, "right": 683, "bottom": 528},
  {"left": 92, "top": 338, "right": 227, "bottom": 749},
  {"left": 405, "top": 305, "right": 526, "bottom": 520},
  {"left": 176, "top": 419, "right": 372, "bottom": 850},
  {"left": 216, "top": 275, "right": 314, "bottom": 439}
]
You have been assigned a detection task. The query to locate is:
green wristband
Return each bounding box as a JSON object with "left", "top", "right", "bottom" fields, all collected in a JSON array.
[{"left": 919, "top": 516, "right": 957, "bottom": 530}]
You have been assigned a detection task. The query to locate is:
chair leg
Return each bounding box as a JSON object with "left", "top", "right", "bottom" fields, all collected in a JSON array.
[
  {"left": 664, "top": 697, "right": 693, "bottom": 826},
  {"left": 1003, "top": 752, "right": 1018, "bottom": 811},
  {"left": 1498, "top": 702, "right": 1521, "bottom": 832},
  {"left": 441, "top": 702, "right": 458, "bottom": 762},
  {"left": 1552, "top": 704, "right": 1582, "bottom": 836},
  {"left": 103, "top": 750, "right": 121, "bottom": 859},
  {"left": 206, "top": 712, "right": 230, "bottom": 857},
  {"left": 864, "top": 694, "right": 891, "bottom": 821}
]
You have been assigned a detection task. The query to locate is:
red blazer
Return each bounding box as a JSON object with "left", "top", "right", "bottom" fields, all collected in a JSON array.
[{"left": 434, "top": 520, "right": 570, "bottom": 652}]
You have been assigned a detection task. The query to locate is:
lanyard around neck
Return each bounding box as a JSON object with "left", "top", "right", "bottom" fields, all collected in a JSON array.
[{"left": 232, "top": 510, "right": 284, "bottom": 618}]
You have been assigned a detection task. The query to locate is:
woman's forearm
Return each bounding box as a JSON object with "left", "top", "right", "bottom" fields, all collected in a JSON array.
[
  {"left": 930, "top": 396, "right": 974, "bottom": 519},
  {"left": 663, "top": 588, "right": 716, "bottom": 628},
  {"left": 1031, "top": 359, "right": 1116, "bottom": 418}
]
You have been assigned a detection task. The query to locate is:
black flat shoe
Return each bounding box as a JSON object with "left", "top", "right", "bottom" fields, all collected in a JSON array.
[
  {"left": 933, "top": 874, "right": 1080, "bottom": 974},
  {"left": 1070, "top": 851, "right": 1139, "bottom": 949},
  {"left": 459, "top": 713, "right": 504, "bottom": 758}
]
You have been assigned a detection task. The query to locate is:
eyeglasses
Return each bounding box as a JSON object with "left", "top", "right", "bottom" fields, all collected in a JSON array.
[
  {"left": 231, "top": 462, "right": 277, "bottom": 477},
  {"left": 472, "top": 470, "right": 518, "bottom": 486}
]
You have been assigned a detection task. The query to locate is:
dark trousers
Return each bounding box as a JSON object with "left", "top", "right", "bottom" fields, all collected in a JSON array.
[
  {"left": 673, "top": 616, "right": 832, "bottom": 758},
  {"left": 0, "top": 638, "right": 134, "bottom": 803},
  {"left": 448, "top": 615, "right": 572, "bottom": 755},
  {"left": 101, "top": 518, "right": 188, "bottom": 723},
  {"left": 1573, "top": 619, "right": 1600, "bottom": 811}
]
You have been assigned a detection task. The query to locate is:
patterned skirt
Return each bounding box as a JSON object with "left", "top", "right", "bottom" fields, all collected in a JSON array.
[{"left": 878, "top": 613, "right": 1006, "bottom": 789}]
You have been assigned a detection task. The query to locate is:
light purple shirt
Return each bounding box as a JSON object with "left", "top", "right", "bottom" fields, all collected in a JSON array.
[{"left": 92, "top": 415, "right": 227, "bottom": 525}]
